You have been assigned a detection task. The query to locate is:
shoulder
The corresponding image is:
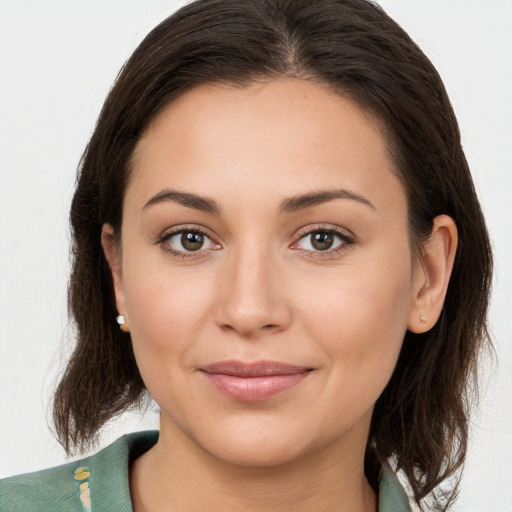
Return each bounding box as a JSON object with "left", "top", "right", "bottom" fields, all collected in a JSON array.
[
  {"left": 0, "top": 430, "right": 158, "bottom": 512},
  {"left": 378, "top": 464, "right": 412, "bottom": 512},
  {"left": 0, "top": 459, "right": 83, "bottom": 512}
]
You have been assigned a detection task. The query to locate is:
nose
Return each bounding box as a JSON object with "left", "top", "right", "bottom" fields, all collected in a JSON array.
[{"left": 214, "top": 245, "right": 291, "bottom": 338}]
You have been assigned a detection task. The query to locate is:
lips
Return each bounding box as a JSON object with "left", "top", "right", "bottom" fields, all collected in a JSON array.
[{"left": 200, "top": 360, "right": 313, "bottom": 402}]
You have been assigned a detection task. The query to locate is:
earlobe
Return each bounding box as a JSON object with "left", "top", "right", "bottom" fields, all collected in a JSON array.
[
  {"left": 101, "top": 224, "right": 127, "bottom": 320},
  {"left": 408, "top": 215, "right": 458, "bottom": 333}
]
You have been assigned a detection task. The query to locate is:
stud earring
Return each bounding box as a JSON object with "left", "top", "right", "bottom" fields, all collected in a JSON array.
[
  {"left": 420, "top": 315, "right": 427, "bottom": 326},
  {"left": 116, "top": 315, "right": 130, "bottom": 333}
]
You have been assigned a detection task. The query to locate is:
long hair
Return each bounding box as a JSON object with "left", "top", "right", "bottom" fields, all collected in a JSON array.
[{"left": 53, "top": 1, "right": 493, "bottom": 507}]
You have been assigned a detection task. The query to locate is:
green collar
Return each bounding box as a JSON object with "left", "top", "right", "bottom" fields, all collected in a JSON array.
[{"left": 1, "top": 430, "right": 411, "bottom": 511}]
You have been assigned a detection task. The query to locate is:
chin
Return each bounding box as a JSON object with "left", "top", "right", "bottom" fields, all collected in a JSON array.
[
  {"left": 177, "top": 414, "right": 310, "bottom": 468},
  {"left": 191, "top": 415, "right": 347, "bottom": 470},
  {"left": 209, "top": 438, "right": 307, "bottom": 468}
]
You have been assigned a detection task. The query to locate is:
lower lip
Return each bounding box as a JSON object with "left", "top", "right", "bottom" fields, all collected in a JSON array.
[{"left": 202, "top": 372, "right": 311, "bottom": 402}]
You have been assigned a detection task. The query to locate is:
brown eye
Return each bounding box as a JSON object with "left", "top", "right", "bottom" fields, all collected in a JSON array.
[
  {"left": 163, "top": 229, "right": 219, "bottom": 254},
  {"left": 294, "top": 228, "right": 352, "bottom": 254},
  {"left": 311, "top": 232, "right": 334, "bottom": 251},
  {"left": 181, "top": 231, "right": 204, "bottom": 251}
]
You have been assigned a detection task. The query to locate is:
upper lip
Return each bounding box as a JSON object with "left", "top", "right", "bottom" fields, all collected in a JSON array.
[{"left": 200, "top": 360, "right": 312, "bottom": 377}]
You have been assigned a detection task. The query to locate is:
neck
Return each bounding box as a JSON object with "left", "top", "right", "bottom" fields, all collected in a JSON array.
[{"left": 130, "top": 423, "right": 377, "bottom": 512}]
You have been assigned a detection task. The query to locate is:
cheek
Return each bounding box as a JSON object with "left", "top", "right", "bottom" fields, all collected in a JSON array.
[
  {"left": 295, "top": 255, "right": 413, "bottom": 389},
  {"left": 122, "top": 258, "right": 217, "bottom": 364},
  {"left": 121, "top": 264, "right": 219, "bottom": 416}
]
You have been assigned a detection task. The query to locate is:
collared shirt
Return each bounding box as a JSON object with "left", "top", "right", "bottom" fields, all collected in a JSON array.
[{"left": 0, "top": 431, "right": 411, "bottom": 511}]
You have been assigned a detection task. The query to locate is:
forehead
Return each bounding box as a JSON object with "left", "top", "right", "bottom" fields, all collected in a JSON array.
[
  {"left": 128, "top": 79, "right": 405, "bottom": 215},
  {"left": 135, "top": 79, "right": 388, "bottom": 161}
]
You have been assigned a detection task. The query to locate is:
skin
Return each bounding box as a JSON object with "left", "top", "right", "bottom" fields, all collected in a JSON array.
[{"left": 102, "top": 79, "right": 457, "bottom": 512}]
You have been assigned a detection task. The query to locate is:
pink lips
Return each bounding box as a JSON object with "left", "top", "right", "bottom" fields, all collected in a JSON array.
[{"left": 200, "top": 360, "right": 312, "bottom": 402}]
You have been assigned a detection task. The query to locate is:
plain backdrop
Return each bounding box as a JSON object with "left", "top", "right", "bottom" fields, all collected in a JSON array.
[{"left": 0, "top": 1, "right": 511, "bottom": 510}]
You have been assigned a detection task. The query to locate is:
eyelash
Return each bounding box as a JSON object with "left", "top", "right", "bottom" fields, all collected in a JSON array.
[
  {"left": 157, "top": 225, "right": 219, "bottom": 259},
  {"left": 156, "top": 224, "right": 355, "bottom": 259},
  {"left": 291, "top": 225, "right": 355, "bottom": 259}
]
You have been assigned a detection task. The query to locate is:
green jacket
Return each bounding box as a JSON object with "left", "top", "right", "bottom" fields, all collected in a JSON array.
[{"left": 0, "top": 431, "right": 411, "bottom": 511}]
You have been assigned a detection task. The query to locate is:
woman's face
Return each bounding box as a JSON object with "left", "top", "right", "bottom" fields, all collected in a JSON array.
[{"left": 108, "top": 79, "right": 425, "bottom": 466}]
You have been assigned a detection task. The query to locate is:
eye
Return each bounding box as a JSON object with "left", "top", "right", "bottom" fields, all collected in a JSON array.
[
  {"left": 293, "top": 227, "right": 354, "bottom": 254},
  {"left": 160, "top": 228, "right": 219, "bottom": 255}
]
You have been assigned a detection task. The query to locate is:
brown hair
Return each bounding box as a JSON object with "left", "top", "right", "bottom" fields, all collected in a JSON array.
[{"left": 53, "top": 0, "right": 492, "bottom": 508}]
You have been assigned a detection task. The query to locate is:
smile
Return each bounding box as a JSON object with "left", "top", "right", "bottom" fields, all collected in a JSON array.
[{"left": 199, "top": 360, "right": 313, "bottom": 402}]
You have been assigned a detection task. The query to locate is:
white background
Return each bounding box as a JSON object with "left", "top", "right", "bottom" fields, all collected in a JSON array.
[{"left": 0, "top": 1, "right": 511, "bottom": 510}]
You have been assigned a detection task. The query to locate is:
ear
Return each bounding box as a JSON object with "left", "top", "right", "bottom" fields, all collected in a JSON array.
[
  {"left": 101, "top": 223, "right": 127, "bottom": 319},
  {"left": 408, "top": 215, "right": 458, "bottom": 333}
]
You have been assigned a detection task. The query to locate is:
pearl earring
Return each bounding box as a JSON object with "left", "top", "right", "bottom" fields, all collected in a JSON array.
[{"left": 116, "top": 315, "right": 130, "bottom": 333}]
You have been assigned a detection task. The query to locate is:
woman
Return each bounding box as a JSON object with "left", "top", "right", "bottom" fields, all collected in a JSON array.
[{"left": 0, "top": 0, "right": 492, "bottom": 510}]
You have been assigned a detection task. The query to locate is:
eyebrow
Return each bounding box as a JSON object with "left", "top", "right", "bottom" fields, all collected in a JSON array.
[
  {"left": 278, "top": 189, "right": 376, "bottom": 214},
  {"left": 143, "top": 189, "right": 222, "bottom": 214},
  {"left": 143, "top": 187, "right": 375, "bottom": 215}
]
